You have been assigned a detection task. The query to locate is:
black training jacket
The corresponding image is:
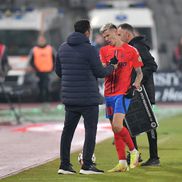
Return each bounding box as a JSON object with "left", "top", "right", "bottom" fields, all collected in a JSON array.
[{"left": 129, "top": 36, "right": 158, "bottom": 104}]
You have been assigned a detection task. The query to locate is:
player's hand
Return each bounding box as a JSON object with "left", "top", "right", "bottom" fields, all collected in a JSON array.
[
  {"left": 109, "top": 55, "right": 118, "bottom": 65},
  {"left": 133, "top": 82, "right": 140, "bottom": 90},
  {"left": 125, "top": 85, "right": 136, "bottom": 99}
]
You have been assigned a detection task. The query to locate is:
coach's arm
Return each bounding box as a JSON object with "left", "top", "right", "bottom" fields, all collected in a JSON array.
[{"left": 88, "top": 46, "right": 115, "bottom": 78}]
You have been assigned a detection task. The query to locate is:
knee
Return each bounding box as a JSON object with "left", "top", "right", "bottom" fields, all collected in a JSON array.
[
  {"left": 85, "top": 131, "right": 96, "bottom": 140},
  {"left": 112, "top": 125, "right": 123, "bottom": 133}
]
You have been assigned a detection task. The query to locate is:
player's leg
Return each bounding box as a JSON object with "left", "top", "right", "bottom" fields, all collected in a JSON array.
[
  {"left": 112, "top": 113, "right": 139, "bottom": 169},
  {"left": 105, "top": 97, "right": 128, "bottom": 172},
  {"left": 123, "top": 121, "right": 138, "bottom": 149},
  {"left": 123, "top": 121, "right": 143, "bottom": 164},
  {"left": 108, "top": 114, "right": 129, "bottom": 172},
  {"left": 112, "top": 95, "right": 139, "bottom": 169},
  {"left": 108, "top": 138, "right": 129, "bottom": 172}
]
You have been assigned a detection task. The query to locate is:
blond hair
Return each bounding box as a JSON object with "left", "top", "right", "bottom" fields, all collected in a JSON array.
[{"left": 100, "top": 23, "right": 117, "bottom": 34}]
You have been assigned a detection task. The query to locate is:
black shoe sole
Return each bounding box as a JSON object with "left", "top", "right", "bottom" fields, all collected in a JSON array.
[{"left": 141, "top": 163, "right": 160, "bottom": 167}]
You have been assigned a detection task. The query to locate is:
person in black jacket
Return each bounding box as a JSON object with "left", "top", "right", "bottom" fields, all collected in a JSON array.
[
  {"left": 0, "top": 42, "right": 10, "bottom": 78},
  {"left": 117, "top": 23, "right": 160, "bottom": 166},
  {"left": 55, "top": 20, "right": 116, "bottom": 174}
]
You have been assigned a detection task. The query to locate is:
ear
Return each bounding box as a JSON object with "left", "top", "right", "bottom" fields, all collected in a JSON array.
[
  {"left": 127, "top": 31, "right": 131, "bottom": 38},
  {"left": 84, "top": 30, "right": 90, "bottom": 38}
]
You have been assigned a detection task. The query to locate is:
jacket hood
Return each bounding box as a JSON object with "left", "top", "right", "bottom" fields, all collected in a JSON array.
[
  {"left": 129, "top": 36, "right": 150, "bottom": 50},
  {"left": 67, "top": 32, "right": 90, "bottom": 46}
]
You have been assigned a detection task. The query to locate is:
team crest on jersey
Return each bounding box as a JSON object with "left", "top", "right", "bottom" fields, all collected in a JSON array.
[
  {"left": 120, "top": 53, "right": 125, "bottom": 58},
  {"left": 118, "top": 62, "right": 127, "bottom": 68}
]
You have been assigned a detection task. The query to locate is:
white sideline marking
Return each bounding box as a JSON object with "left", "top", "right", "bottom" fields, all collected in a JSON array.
[{"left": 0, "top": 122, "right": 112, "bottom": 179}]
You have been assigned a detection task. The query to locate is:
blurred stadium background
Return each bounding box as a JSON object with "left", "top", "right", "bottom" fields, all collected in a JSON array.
[
  {"left": 0, "top": 0, "right": 182, "bottom": 180},
  {"left": 2, "top": 0, "right": 182, "bottom": 69},
  {"left": 0, "top": 0, "right": 181, "bottom": 122},
  {"left": 0, "top": 0, "right": 182, "bottom": 105}
]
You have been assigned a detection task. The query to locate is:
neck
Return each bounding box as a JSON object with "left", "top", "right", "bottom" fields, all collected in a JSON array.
[
  {"left": 114, "top": 39, "right": 124, "bottom": 47},
  {"left": 38, "top": 44, "right": 47, "bottom": 48},
  {"left": 84, "top": 31, "right": 90, "bottom": 38}
]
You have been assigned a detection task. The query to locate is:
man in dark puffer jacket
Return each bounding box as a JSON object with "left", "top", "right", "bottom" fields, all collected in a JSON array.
[
  {"left": 118, "top": 23, "right": 159, "bottom": 166},
  {"left": 55, "top": 20, "right": 115, "bottom": 175}
]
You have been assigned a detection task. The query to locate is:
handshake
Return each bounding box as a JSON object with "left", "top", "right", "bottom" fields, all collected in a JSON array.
[{"left": 109, "top": 55, "right": 118, "bottom": 65}]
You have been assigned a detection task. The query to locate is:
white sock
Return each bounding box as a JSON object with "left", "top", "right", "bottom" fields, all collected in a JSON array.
[
  {"left": 130, "top": 148, "right": 137, "bottom": 154},
  {"left": 119, "top": 160, "right": 127, "bottom": 165}
]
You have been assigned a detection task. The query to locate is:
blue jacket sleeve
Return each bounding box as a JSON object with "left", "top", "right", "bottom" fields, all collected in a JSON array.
[{"left": 88, "top": 46, "right": 114, "bottom": 78}]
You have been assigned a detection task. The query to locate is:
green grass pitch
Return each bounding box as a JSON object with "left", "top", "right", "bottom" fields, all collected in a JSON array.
[{"left": 1, "top": 114, "right": 182, "bottom": 182}]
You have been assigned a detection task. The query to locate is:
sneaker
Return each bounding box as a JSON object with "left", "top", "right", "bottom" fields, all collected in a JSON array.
[
  {"left": 80, "top": 164, "right": 104, "bottom": 174},
  {"left": 130, "top": 150, "right": 139, "bottom": 168},
  {"left": 108, "top": 163, "right": 129, "bottom": 172},
  {"left": 58, "top": 164, "right": 76, "bottom": 174},
  {"left": 141, "top": 158, "right": 160, "bottom": 166},
  {"left": 127, "top": 152, "right": 143, "bottom": 165}
]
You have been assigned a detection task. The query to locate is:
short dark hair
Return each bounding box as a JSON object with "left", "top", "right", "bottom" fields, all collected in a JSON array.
[
  {"left": 100, "top": 23, "right": 117, "bottom": 34},
  {"left": 118, "top": 23, "right": 135, "bottom": 33},
  {"left": 74, "top": 19, "right": 90, "bottom": 34}
]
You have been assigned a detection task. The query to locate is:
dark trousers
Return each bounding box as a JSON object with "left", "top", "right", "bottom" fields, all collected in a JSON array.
[
  {"left": 60, "top": 105, "right": 99, "bottom": 167},
  {"left": 37, "top": 72, "right": 50, "bottom": 102},
  {"left": 131, "top": 128, "right": 159, "bottom": 159}
]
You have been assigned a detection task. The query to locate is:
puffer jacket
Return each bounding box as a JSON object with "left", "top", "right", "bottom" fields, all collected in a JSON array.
[{"left": 55, "top": 32, "right": 114, "bottom": 106}]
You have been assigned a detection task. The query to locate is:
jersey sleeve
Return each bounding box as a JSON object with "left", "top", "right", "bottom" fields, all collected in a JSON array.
[
  {"left": 131, "top": 48, "right": 143, "bottom": 68},
  {"left": 99, "top": 47, "right": 107, "bottom": 64}
]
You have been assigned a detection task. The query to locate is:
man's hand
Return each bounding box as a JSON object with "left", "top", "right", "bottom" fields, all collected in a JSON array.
[
  {"left": 132, "top": 82, "right": 140, "bottom": 90},
  {"left": 109, "top": 55, "right": 118, "bottom": 65}
]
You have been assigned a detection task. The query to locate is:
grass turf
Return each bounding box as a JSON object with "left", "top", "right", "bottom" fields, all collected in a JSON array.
[{"left": 1, "top": 114, "right": 182, "bottom": 182}]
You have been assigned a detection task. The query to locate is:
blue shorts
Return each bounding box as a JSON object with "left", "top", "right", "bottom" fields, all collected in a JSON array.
[{"left": 105, "top": 95, "right": 131, "bottom": 119}]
